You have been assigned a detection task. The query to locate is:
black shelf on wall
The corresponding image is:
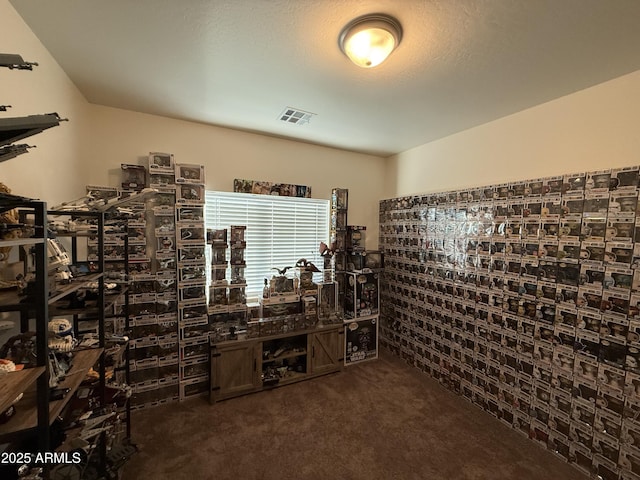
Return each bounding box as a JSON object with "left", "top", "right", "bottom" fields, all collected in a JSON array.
[{"left": 1, "top": 52, "right": 65, "bottom": 163}]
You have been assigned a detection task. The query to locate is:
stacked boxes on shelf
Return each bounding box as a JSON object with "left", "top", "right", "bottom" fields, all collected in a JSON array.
[
  {"left": 228, "top": 226, "right": 249, "bottom": 333},
  {"left": 175, "top": 162, "right": 209, "bottom": 399},
  {"left": 151, "top": 187, "right": 180, "bottom": 405},
  {"left": 258, "top": 263, "right": 304, "bottom": 337},
  {"left": 298, "top": 260, "right": 320, "bottom": 326},
  {"left": 209, "top": 226, "right": 249, "bottom": 342},
  {"left": 151, "top": 163, "right": 181, "bottom": 406},
  {"left": 343, "top": 231, "right": 380, "bottom": 365},
  {"left": 378, "top": 165, "right": 640, "bottom": 480},
  {"left": 331, "top": 188, "right": 348, "bottom": 309},
  {"left": 126, "top": 155, "right": 181, "bottom": 408},
  {"left": 329, "top": 187, "right": 381, "bottom": 365}
]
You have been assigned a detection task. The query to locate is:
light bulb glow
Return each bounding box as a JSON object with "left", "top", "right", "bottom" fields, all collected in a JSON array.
[
  {"left": 339, "top": 14, "right": 402, "bottom": 68},
  {"left": 344, "top": 28, "right": 396, "bottom": 68}
]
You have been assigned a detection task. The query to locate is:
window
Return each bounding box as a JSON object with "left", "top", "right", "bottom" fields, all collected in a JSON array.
[{"left": 205, "top": 191, "right": 329, "bottom": 299}]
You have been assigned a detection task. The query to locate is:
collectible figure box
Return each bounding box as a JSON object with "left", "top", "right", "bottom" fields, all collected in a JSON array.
[
  {"left": 344, "top": 271, "right": 379, "bottom": 319},
  {"left": 347, "top": 250, "right": 384, "bottom": 272},
  {"left": 177, "top": 184, "right": 205, "bottom": 204},
  {"left": 331, "top": 188, "right": 348, "bottom": 210},
  {"left": 149, "top": 171, "right": 176, "bottom": 189},
  {"left": 344, "top": 316, "right": 378, "bottom": 365},
  {"left": 177, "top": 205, "right": 204, "bottom": 223},
  {"left": 175, "top": 163, "right": 205, "bottom": 184},
  {"left": 259, "top": 300, "right": 301, "bottom": 319},
  {"left": 121, "top": 163, "right": 146, "bottom": 191},
  {"left": 346, "top": 225, "right": 366, "bottom": 252},
  {"left": 149, "top": 152, "right": 174, "bottom": 171}
]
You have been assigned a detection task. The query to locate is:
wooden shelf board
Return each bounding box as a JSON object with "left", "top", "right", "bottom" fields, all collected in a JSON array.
[
  {"left": 0, "top": 367, "right": 45, "bottom": 414},
  {"left": 0, "top": 348, "right": 102, "bottom": 437},
  {"left": 48, "top": 273, "right": 104, "bottom": 304},
  {"left": 262, "top": 350, "right": 307, "bottom": 363},
  {"left": 0, "top": 288, "right": 24, "bottom": 310},
  {"left": 0, "top": 238, "right": 44, "bottom": 248},
  {"left": 212, "top": 323, "right": 341, "bottom": 347},
  {"left": 263, "top": 371, "right": 308, "bottom": 387}
]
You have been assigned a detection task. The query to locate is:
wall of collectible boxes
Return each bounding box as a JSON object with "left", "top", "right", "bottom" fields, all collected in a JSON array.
[
  {"left": 379, "top": 166, "right": 640, "bottom": 480},
  {"left": 101, "top": 153, "right": 211, "bottom": 409}
]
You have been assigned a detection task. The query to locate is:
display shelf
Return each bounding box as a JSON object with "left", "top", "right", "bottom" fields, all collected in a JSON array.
[
  {"left": 0, "top": 199, "right": 49, "bottom": 452},
  {"left": 49, "top": 289, "right": 124, "bottom": 318},
  {"left": 0, "top": 288, "right": 26, "bottom": 311},
  {"left": 0, "top": 53, "right": 37, "bottom": 70},
  {"left": 262, "top": 350, "right": 307, "bottom": 363},
  {"left": 263, "top": 371, "right": 307, "bottom": 387},
  {"left": 0, "top": 237, "right": 43, "bottom": 248},
  {"left": 48, "top": 272, "right": 103, "bottom": 304},
  {"left": 214, "top": 324, "right": 340, "bottom": 347},
  {"left": 0, "top": 348, "right": 102, "bottom": 438},
  {"left": 0, "top": 113, "right": 64, "bottom": 148},
  {"left": 0, "top": 367, "right": 45, "bottom": 414},
  {"left": 211, "top": 323, "right": 342, "bottom": 403}
]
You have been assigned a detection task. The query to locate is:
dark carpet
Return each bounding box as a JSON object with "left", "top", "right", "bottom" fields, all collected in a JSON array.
[{"left": 121, "top": 350, "right": 587, "bottom": 480}]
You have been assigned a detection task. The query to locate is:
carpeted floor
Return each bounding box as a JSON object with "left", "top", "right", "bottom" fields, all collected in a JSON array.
[{"left": 121, "top": 350, "right": 588, "bottom": 480}]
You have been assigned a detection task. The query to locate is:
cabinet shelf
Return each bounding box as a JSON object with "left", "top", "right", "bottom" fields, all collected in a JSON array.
[
  {"left": 211, "top": 324, "right": 342, "bottom": 403},
  {"left": 0, "top": 348, "right": 102, "bottom": 438},
  {"left": 263, "top": 371, "right": 307, "bottom": 387},
  {"left": 262, "top": 349, "right": 307, "bottom": 363}
]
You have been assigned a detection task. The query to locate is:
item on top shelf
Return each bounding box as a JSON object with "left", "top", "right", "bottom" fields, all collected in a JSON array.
[
  {"left": 346, "top": 225, "right": 366, "bottom": 252},
  {"left": 208, "top": 228, "right": 227, "bottom": 245},
  {"left": 269, "top": 267, "right": 297, "bottom": 297},
  {"left": 230, "top": 225, "right": 246, "bottom": 245},
  {"left": 331, "top": 188, "right": 348, "bottom": 210},
  {"left": 296, "top": 258, "right": 320, "bottom": 294},
  {"left": 121, "top": 164, "right": 146, "bottom": 191},
  {"left": 148, "top": 152, "right": 174, "bottom": 171}
]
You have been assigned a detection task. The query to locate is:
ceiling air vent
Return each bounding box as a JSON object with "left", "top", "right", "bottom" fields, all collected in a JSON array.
[{"left": 278, "top": 107, "right": 315, "bottom": 125}]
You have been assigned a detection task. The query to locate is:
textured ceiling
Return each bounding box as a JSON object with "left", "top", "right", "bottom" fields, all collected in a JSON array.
[{"left": 9, "top": 0, "right": 640, "bottom": 157}]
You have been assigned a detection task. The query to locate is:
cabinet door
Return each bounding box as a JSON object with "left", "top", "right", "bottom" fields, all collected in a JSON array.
[
  {"left": 310, "top": 329, "right": 342, "bottom": 375},
  {"left": 211, "top": 341, "right": 260, "bottom": 401}
]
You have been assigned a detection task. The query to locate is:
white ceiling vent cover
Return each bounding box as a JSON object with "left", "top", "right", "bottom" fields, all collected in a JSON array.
[{"left": 278, "top": 107, "right": 315, "bottom": 125}]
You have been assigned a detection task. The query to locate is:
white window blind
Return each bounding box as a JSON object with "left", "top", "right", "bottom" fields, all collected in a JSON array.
[{"left": 205, "top": 191, "right": 329, "bottom": 299}]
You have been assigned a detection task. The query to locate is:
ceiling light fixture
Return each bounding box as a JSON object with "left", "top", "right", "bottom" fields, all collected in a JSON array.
[{"left": 338, "top": 13, "right": 402, "bottom": 68}]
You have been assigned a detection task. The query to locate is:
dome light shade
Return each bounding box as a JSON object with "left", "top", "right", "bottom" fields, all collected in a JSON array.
[{"left": 339, "top": 13, "right": 402, "bottom": 68}]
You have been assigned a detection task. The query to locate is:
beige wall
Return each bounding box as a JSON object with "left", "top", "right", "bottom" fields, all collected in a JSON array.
[
  {"left": 2, "top": 0, "right": 385, "bottom": 247},
  {"left": 83, "top": 104, "right": 385, "bottom": 246},
  {"left": 1, "top": 0, "right": 92, "bottom": 205},
  {"left": 386, "top": 69, "right": 640, "bottom": 199}
]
